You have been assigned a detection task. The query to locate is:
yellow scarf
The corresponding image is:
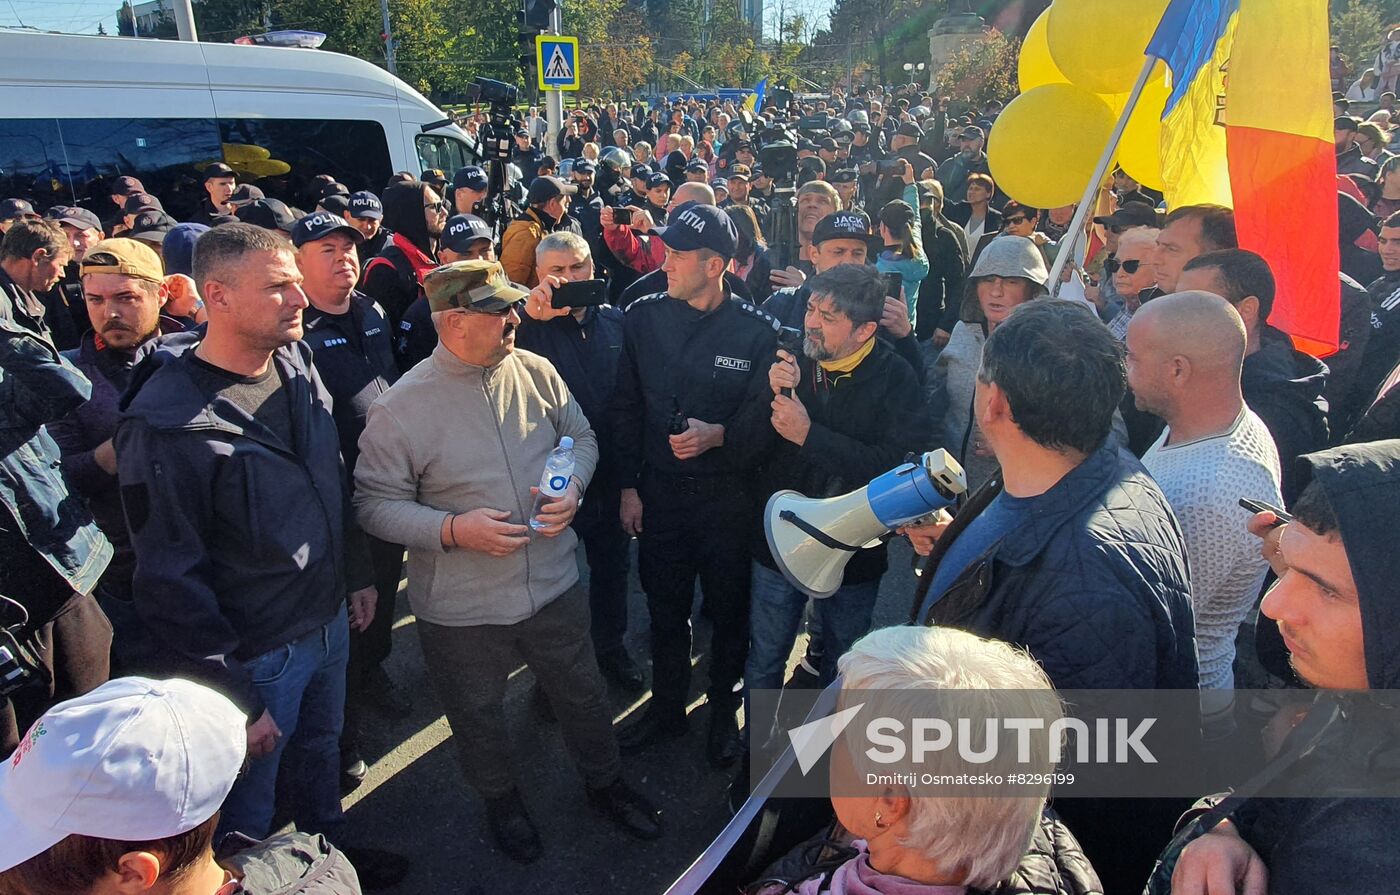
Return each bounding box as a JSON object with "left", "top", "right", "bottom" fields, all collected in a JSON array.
[{"left": 817, "top": 336, "right": 875, "bottom": 374}]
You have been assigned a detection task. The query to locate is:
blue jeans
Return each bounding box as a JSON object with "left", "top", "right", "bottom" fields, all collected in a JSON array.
[
  {"left": 745, "top": 562, "right": 880, "bottom": 692},
  {"left": 218, "top": 607, "right": 349, "bottom": 843}
]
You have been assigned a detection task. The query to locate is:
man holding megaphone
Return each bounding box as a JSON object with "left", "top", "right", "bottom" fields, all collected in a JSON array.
[{"left": 748, "top": 264, "right": 935, "bottom": 692}]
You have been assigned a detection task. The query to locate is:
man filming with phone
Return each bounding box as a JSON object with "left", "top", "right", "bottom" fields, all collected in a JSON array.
[{"left": 516, "top": 232, "right": 642, "bottom": 693}]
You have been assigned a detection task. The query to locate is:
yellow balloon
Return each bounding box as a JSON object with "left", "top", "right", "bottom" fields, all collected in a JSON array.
[
  {"left": 1047, "top": 0, "right": 1169, "bottom": 95},
  {"left": 236, "top": 158, "right": 293, "bottom": 178},
  {"left": 1115, "top": 67, "right": 1170, "bottom": 191},
  {"left": 1018, "top": 10, "right": 1067, "bottom": 91},
  {"left": 221, "top": 142, "right": 272, "bottom": 163},
  {"left": 988, "top": 83, "right": 1115, "bottom": 209}
]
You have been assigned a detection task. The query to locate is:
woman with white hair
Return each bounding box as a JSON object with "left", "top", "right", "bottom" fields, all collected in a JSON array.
[{"left": 747, "top": 626, "right": 1099, "bottom": 894}]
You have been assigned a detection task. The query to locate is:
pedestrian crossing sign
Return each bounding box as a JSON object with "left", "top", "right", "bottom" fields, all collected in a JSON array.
[{"left": 536, "top": 36, "right": 580, "bottom": 91}]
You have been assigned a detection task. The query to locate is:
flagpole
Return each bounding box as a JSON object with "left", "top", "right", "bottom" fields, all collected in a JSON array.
[{"left": 1047, "top": 55, "right": 1158, "bottom": 296}]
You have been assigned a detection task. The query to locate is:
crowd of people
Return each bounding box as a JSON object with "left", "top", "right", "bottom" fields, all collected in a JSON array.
[{"left": 2, "top": 74, "right": 1399, "bottom": 895}]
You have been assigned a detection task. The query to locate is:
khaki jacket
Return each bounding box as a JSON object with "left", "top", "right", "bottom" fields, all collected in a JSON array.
[{"left": 354, "top": 342, "right": 597, "bottom": 626}]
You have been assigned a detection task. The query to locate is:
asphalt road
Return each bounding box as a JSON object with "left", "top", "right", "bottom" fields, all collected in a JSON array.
[{"left": 333, "top": 537, "right": 923, "bottom": 894}]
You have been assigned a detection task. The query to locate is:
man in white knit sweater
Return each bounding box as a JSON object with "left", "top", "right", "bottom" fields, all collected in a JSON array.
[{"left": 1126, "top": 292, "right": 1282, "bottom": 720}]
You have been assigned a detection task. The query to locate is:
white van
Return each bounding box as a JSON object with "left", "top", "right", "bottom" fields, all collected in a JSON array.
[{"left": 0, "top": 30, "right": 476, "bottom": 218}]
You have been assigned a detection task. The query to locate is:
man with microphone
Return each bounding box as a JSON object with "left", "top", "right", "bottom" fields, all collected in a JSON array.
[{"left": 749, "top": 263, "right": 934, "bottom": 692}]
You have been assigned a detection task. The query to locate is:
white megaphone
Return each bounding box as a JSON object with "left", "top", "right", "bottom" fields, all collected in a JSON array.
[{"left": 765, "top": 449, "right": 967, "bottom": 598}]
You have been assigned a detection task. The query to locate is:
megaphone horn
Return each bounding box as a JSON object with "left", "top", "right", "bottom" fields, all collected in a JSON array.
[{"left": 765, "top": 450, "right": 967, "bottom": 599}]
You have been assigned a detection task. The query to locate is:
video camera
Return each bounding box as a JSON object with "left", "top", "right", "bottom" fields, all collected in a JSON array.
[{"left": 467, "top": 77, "right": 521, "bottom": 163}]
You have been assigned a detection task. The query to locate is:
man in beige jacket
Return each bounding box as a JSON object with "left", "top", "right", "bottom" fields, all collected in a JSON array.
[{"left": 353, "top": 259, "right": 660, "bottom": 864}]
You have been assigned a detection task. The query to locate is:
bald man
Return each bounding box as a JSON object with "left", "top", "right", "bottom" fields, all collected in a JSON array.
[{"left": 1126, "top": 291, "right": 1283, "bottom": 731}]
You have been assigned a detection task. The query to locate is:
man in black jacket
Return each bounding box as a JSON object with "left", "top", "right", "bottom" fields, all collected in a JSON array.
[
  {"left": 48, "top": 239, "right": 182, "bottom": 669},
  {"left": 0, "top": 219, "right": 71, "bottom": 343},
  {"left": 749, "top": 264, "right": 933, "bottom": 693},
  {"left": 763, "top": 211, "right": 926, "bottom": 385},
  {"left": 1171, "top": 440, "right": 1400, "bottom": 894},
  {"left": 900, "top": 300, "right": 1197, "bottom": 892},
  {"left": 361, "top": 180, "right": 444, "bottom": 328},
  {"left": 114, "top": 224, "right": 401, "bottom": 884},
  {"left": 914, "top": 179, "right": 968, "bottom": 348},
  {"left": 610, "top": 204, "right": 779, "bottom": 765},
  {"left": 291, "top": 213, "right": 410, "bottom": 787},
  {"left": 517, "top": 232, "right": 641, "bottom": 692},
  {"left": 1177, "top": 250, "right": 1330, "bottom": 501}
]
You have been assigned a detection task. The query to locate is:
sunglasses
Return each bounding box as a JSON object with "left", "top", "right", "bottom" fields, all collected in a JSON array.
[
  {"left": 1004, "top": 216, "right": 1028, "bottom": 226},
  {"left": 465, "top": 303, "right": 519, "bottom": 318},
  {"left": 1104, "top": 258, "right": 1143, "bottom": 275}
]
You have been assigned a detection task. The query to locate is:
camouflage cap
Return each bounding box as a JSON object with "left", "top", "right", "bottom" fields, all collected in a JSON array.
[
  {"left": 423, "top": 259, "right": 529, "bottom": 313},
  {"left": 79, "top": 238, "right": 165, "bottom": 284}
]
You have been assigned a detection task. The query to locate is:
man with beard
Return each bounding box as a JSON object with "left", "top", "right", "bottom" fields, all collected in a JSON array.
[
  {"left": 361, "top": 180, "right": 446, "bottom": 327},
  {"left": 501, "top": 176, "right": 579, "bottom": 288},
  {"left": 748, "top": 264, "right": 932, "bottom": 697},
  {"left": 935, "top": 125, "right": 992, "bottom": 205},
  {"left": 763, "top": 211, "right": 924, "bottom": 383},
  {"left": 48, "top": 239, "right": 183, "bottom": 667}
]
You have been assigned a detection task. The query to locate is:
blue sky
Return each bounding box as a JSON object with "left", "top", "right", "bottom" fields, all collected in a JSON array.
[
  {"left": 4, "top": 0, "right": 838, "bottom": 38},
  {"left": 2, "top": 0, "right": 120, "bottom": 33}
]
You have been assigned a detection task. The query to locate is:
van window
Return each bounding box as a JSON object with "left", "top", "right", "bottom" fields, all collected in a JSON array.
[
  {"left": 416, "top": 134, "right": 476, "bottom": 176},
  {"left": 56, "top": 118, "right": 224, "bottom": 221},
  {"left": 219, "top": 119, "right": 392, "bottom": 209},
  {"left": 0, "top": 119, "right": 68, "bottom": 208}
]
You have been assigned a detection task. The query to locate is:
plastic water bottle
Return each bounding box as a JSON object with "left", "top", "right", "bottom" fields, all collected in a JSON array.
[{"left": 529, "top": 436, "right": 576, "bottom": 531}]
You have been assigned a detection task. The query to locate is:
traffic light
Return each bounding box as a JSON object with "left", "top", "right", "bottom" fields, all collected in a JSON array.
[{"left": 519, "top": 0, "right": 556, "bottom": 32}]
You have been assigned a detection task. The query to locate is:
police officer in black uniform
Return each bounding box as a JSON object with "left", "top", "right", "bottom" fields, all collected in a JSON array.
[
  {"left": 394, "top": 213, "right": 495, "bottom": 371},
  {"left": 620, "top": 163, "right": 652, "bottom": 208},
  {"left": 289, "top": 212, "right": 409, "bottom": 789},
  {"left": 610, "top": 202, "right": 779, "bottom": 767},
  {"left": 451, "top": 166, "right": 490, "bottom": 219},
  {"left": 512, "top": 129, "right": 547, "bottom": 183}
]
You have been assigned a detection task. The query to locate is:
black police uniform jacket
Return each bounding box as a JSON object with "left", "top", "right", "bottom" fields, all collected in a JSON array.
[
  {"left": 750, "top": 338, "right": 934, "bottom": 585},
  {"left": 300, "top": 292, "right": 400, "bottom": 473},
  {"left": 610, "top": 289, "right": 779, "bottom": 490}
]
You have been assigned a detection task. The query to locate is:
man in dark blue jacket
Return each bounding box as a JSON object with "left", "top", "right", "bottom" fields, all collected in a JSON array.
[
  {"left": 516, "top": 231, "right": 640, "bottom": 692},
  {"left": 114, "top": 224, "right": 403, "bottom": 885},
  {"left": 901, "top": 299, "right": 1197, "bottom": 892}
]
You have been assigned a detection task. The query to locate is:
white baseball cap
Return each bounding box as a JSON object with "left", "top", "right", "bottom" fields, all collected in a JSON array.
[{"left": 0, "top": 677, "right": 247, "bottom": 872}]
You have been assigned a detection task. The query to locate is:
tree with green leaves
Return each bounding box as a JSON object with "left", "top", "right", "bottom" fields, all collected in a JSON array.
[
  {"left": 1332, "top": 0, "right": 1384, "bottom": 88},
  {"left": 935, "top": 29, "right": 1017, "bottom": 108},
  {"left": 117, "top": 1, "right": 136, "bottom": 36}
]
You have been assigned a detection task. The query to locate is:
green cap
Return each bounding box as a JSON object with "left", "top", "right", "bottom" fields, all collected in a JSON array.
[{"left": 423, "top": 260, "right": 530, "bottom": 313}]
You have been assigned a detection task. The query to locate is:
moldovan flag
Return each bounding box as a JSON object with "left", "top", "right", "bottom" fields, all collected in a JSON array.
[{"left": 1147, "top": 0, "right": 1339, "bottom": 355}]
